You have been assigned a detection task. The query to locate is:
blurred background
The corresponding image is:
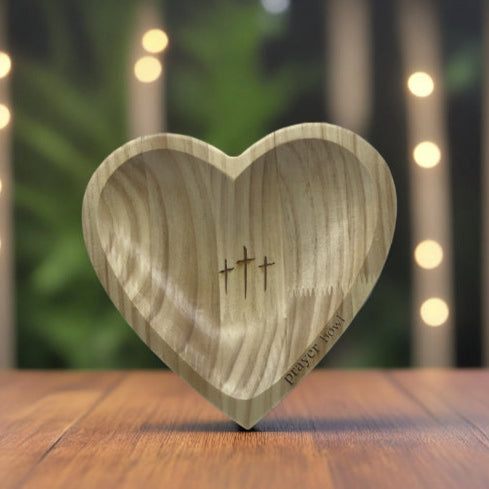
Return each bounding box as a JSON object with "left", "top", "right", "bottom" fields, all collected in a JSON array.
[{"left": 0, "top": 0, "right": 485, "bottom": 369}]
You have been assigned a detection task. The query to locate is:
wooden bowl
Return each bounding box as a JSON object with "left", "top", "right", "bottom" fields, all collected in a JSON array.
[{"left": 82, "top": 123, "right": 396, "bottom": 428}]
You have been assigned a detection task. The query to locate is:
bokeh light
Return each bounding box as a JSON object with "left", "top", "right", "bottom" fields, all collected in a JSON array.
[
  {"left": 413, "top": 141, "right": 441, "bottom": 168},
  {"left": 420, "top": 298, "right": 449, "bottom": 327},
  {"left": 0, "top": 52, "right": 11, "bottom": 78},
  {"left": 414, "top": 240, "right": 443, "bottom": 269},
  {"left": 142, "top": 29, "right": 169, "bottom": 54},
  {"left": 408, "top": 72, "right": 434, "bottom": 97},
  {"left": 134, "top": 56, "right": 162, "bottom": 83},
  {"left": 0, "top": 104, "right": 11, "bottom": 129},
  {"left": 261, "top": 0, "right": 290, "bottom": 15}
]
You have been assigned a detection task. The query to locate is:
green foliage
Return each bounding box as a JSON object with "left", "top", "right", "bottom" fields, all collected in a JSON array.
[
  {"left": 168, "top": 0, "right": 300, "bottom": 155},
  {"left": 14, "top": 0, "right": 161, "bottom": 368},
  {"left": 445, "top": 41, "right": 481, "bottom": 94},
  {"left": 14, "top": 0, "right": 301, "bottom": 368}
]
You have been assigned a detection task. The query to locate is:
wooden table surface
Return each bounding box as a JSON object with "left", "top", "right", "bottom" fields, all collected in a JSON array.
[{"left": 1, "top": 369, "right": 489, "bottom": 489}]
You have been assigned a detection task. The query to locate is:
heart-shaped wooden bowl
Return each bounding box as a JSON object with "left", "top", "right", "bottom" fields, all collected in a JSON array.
[{"left": 82, "top": 123, "right": 396, "bottom": 428}]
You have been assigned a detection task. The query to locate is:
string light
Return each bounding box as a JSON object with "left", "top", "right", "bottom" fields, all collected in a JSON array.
[
  {"left": 413, "top": 141, "right": 441, "bottom": 168},
  {"left": 0, "top": 104, "right": 10, "bottom": 129},
  {"left": 142, "top": 29, "right": 169, "bottom": 54},
  {"left": 0, "top": 52, "right": 11, "bottom": 78},
  {"left": 420, "top": 297, "right": 449, "bottom": 327},
  {"left": 134, "top": 56, "right": 162, "bottom": 83},
  {"left": 408, "top": 72, "right": 434, "bottom": 97},
  {"left": 0, "top": 179, "right": 2, "bottom": 194},
  {"left": 414, "top": 240, "right": 443, "bottom": 269}
]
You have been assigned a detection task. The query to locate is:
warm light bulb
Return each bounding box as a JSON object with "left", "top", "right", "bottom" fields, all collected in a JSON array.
[
  {"left": 134, "top": 56, "right": 162, "bottom": 83},
  {"left": 413, "top": 141, "right": 441, "bottom": 168},
  {"left": 408, "top": 72, "right": 434, "bottom": 97},
  {"left": 0, "top": 105, "right": 11, "bottom": 129},
  {"left": 142, "top": 29, "right": 169, "bottom": 53},
  {"left": 0, "top": 52, "right": 11, "bottom": 78},
  {"left": 414, "top": 240, "right": 443, "bottom": 269},
  {"left": 0, "top": 179, "right": 2, "bottom": 194},
  {"left": 420, "top": 298, "right": 449, "bottom": 327}
]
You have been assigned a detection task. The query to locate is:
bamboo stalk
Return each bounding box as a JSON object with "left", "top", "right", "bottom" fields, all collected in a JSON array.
[
  {"left": 0, "top": 1, "right": 14, "bottom": 367},
  {"left": 128, "top": 1, "right": 166, "bottom": 137},
  {"left": 326, "top": 0, "right": 372, "bottom": 134},
  {"left": 398, "top": 0, "right": 454, "bottom": 366}
]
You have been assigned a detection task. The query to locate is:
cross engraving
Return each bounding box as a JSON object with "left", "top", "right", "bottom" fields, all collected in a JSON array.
[
  {"left": 258, "top": 256, "right": 275, "bottom": 291},
  {"left": 218, "top": 259, "right": 234, "bottom": 294},
  {"left": 236, "top": 246, "right": 255, "bottom": 299}
]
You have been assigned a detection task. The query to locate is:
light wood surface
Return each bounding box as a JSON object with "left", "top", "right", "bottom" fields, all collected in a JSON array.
[
  {"left": 82, "top": 123, "right": 396, "bottom": 427},
  {"left": 1, "top": 370, "right": 489, "bottom": 489}
]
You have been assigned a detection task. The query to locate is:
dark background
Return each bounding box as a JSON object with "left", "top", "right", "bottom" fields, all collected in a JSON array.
[{"left": 7, "top": 0, "right": 483, "bottom": 368}]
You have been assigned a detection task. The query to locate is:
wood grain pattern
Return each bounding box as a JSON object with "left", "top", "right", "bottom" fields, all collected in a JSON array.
[
  {"left": 0, "top": 371, "right": 123, "bottom": 488},
  {"left": 1, "top": 370, "right": 489, "bottom": 489},
  {"left": 82, "top": 123, "right": 396, "bottom": 428}
]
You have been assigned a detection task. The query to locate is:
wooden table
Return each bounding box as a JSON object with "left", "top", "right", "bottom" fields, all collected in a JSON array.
[{"left": 1, "top": 369, "right": 489, "bottom": 488}]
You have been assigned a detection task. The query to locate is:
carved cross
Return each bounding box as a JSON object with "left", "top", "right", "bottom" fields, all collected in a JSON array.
[
  {"left": 219, "top": 259, "right": 234, "bottom": 294},
  {"left": 258, "top": 256, "right": 275, "bottom": 291},
  {"left": 236, "top": 246, "right": 255, "bottom": 298}
]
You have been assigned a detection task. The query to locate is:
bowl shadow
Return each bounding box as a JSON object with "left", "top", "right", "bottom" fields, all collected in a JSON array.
[{"left": 137, "top": 412, "right": 456, "bottom": 434}]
